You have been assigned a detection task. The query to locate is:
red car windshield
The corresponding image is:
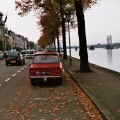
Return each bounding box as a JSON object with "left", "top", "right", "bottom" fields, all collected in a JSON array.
[{"left": 33, "top": 54, "right": 59, "bottom": 63}]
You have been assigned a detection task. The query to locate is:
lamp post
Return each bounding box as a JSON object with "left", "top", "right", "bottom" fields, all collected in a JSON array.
[{"left": 66, "top": 12, "right": 72, "bottom": 65}]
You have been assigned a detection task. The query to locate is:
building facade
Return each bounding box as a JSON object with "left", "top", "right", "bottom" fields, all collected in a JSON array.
[
  {"left": 0, "top": 11, "right": 5, "bottom": 51},
  {"left": 0, "top": 11, "right": 28, "bottom": 51}
]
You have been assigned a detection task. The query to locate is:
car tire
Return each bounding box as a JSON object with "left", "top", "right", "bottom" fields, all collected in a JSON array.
[
  {"left": 6, "top": 62, "right": 8, "bottom": 66},
  {"left": 58, "top": 78, "right": 62, "bottom": 85},
  {"left": 30, "top": 79, "right": 36, "bottom": 85},
  {"left": 20, "top": 61, "right": 23, "bottom": 66}
]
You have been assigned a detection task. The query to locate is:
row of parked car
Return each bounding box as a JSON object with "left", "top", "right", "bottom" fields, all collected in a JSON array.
[
  {"left": 1, "top": 49, "right": 64, "bottom": 85},
  {"left": 4, "top": 49, "right": 35, "bottom": 66},
  {"left": 0, "top": 49, "right": 35, "bottom": 60},
  {"left": 0, "top": 51, "right": 8, "bottom": 59},
  {"left": 0, "top": 49, "right": 34, "bottom": 65}
]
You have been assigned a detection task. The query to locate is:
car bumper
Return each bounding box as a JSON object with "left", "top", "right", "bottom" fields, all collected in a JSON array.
[
  {"left": 6, "top": 60, "right": 22, "bottom": 64},
  {"left": 29, "top": 76, "right": 61, "bottom": 78},
  {"left": 29, "top": 76, "right": 62, "bottom": 83}
]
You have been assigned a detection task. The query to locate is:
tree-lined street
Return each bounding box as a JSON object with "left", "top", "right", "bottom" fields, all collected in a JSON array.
[{"left": 0, "top": 59, "right": 103, "bottom": 120}]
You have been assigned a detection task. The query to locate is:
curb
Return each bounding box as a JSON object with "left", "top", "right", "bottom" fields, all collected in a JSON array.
[{"left": 64, "top": 64, "right": 116, "bottom": 120}]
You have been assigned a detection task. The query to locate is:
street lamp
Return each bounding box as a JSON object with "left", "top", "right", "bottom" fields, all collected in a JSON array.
[{"left": 66, "top": 12, "right": 72, "bottom": 65}]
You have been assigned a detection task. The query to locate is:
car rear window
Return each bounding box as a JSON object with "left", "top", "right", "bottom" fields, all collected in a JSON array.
[
  {"left": 33, "top": 54, "right": 59, "bottom": 63},
  {"left": 8, "top": 52, "right": 19, "bottom": 57},
  {"left": 21, "top": 51, "right": 26, "bottom": 54},
  {"left": 26, "top": 51, "right": 34, "bottom": 54}
]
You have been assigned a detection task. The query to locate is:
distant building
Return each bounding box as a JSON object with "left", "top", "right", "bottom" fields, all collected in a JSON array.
[
  {"left": 8, "top": 31, "right": 28, "bottom": 51},
  {"left": 106, "top": 35, "right": 114, "bottom": 49},
  {"left": 0, "top": 11, "right": 5, "bottom": 51},
  {"left": 0, "top": 11, "right": 28, "bottom": 51},
  {"left": 107, "top": 35, "right": 112, "bottom": 45}
]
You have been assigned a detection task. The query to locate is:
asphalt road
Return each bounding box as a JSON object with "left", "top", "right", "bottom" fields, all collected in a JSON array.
[
  {"left": 0, "top": 58, "right": 32, "bottom": 86},
  {"left": 0, "top": 58, "right": 103, "bottom": 120}
]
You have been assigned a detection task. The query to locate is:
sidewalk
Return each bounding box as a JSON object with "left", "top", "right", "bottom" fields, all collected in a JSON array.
[{"left": 61, "top": 57, "right": 120, "bottom": 120}]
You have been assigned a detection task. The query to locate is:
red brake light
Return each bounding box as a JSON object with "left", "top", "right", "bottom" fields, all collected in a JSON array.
[
  {"left": 6, "top": 58, "right": 10, "bottom": 61},
  {"left": 17, "top": 58, "right": 20, "bottom": 60},
  {"left": 55, "top": 68, "right": 61, "bottom": 74}
]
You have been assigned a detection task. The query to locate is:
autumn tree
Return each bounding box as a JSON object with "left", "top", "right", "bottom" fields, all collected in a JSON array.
[
  {"left": 38, "top": 34, "right": 50, "bottom": 49},
  {"left": 35, "top": 0, "right": 75, "bottom": 59},
  {"left": 15, "top": 0, "right": 100, "bottom": 72},
  {"left": 37, "top": 8, "right": 61, "bottom": 51},
  {"left": 15, "top": 0, "right": 75, "bottom": 59}
]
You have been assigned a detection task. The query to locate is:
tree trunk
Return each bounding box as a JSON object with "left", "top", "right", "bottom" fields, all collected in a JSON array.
[
  {"left": 75, "top": 0, "right": 91, "bottom": 72},
  {"left": 57, "top": 29, "right": 60, "bottom": 54},
  {"left": 53, "top": 38, "right": 56, "bottom": 52},
  {"left": 60, "top": 0, "right": 67, "bottom": 59}
]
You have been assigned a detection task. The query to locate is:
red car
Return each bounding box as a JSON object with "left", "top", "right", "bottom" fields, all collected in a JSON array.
[{"left": 29, "top": 51, "right": 63, "bottom": 85}]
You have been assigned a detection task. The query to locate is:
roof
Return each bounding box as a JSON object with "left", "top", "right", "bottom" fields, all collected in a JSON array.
[{"left": 35, "top": 51, "right": 59, "bottom": 55}]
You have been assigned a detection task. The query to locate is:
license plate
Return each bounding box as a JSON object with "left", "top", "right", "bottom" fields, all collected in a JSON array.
[
  {"left": 40, "top": 72, "right": 50, "bottom": 75},
  {"left": 11, "top": 61, "right": 16, "bottom": 63}
]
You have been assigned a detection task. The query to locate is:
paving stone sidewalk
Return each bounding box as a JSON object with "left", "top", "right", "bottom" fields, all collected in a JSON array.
[{"left": 61, "top": 57, "right": 120, "bottom": 120}]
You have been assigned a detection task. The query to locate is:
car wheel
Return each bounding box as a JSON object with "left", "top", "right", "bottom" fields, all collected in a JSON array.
[
  {"left": 30, "top": 79, "right": 36, "bottom": 85},
  {"left": 20, "top": 61, "right": 23, "bottom": 65},
  {"left": 58, "top": 78, "right": 62, "bottom": 85},
  {"left": 24, "top": 60, "right": 25, "bottom": 64},
  {"left": 6, "top": 62, "right": 8, "bottom": 66}
]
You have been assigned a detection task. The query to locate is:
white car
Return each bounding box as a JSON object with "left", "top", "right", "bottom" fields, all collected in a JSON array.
[
  {"left": 21, "top": 50, "right": 26, "bottom": 57},
  {"left": 0, "top": 51, "right": 4, "bottom": 59},
  {"left": 25, "top": 50, "right": 35, "bottom": 59}
]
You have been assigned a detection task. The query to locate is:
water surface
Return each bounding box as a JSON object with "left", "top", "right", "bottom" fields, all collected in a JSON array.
[{"left": 69, "top": 48, "right": 120, "bottom": 73}]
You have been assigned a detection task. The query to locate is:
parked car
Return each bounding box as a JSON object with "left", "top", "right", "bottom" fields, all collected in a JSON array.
[
  {"left": 25, "top": 50, "right": 35, "bottom": 59},
  {"left": 5, "top": 51, "right": 25, "bottom": 66},
  {"left": 3, "top": 51, "right": 8, "bottom": 58},
  {"left": 29, "top": 51, "right": 63, "bottom": 85},
  {"left": 21, "top": 50, "right": 26, "bottom": 57},
  {"left": 0, "top": 51, "right": 4, "bottom": 59}
]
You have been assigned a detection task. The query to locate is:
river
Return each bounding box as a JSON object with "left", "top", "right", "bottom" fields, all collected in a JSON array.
[{"left": 69, "top": 48, "right": 120, "bottom": 73}]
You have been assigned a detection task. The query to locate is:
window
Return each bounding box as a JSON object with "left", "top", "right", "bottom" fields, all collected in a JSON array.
[
  {"left": 27, "top": 51, "right": 34, "bottom": 54},
  {"left": 21, "top": 51, "right": 26, "bottom": 54},
  {"left": 33, "top": 54, "right": 59, "bottom": 63},
  {"left": 8, "top": 52, "right": 19, "bottom": 57}
]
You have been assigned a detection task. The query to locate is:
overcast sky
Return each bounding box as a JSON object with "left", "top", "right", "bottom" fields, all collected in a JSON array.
[{"left": 0, "top": 0, "right": 120, "bottom": 46}]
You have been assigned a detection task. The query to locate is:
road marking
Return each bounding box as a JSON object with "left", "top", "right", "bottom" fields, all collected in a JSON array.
[
  {"left": 18, "top": 70, "right": 21, "bottom": 73},
  {"left": 12, "top": 74, "right": 16, "bottom": 77},
  {"left": 2, "top": 64, "right": 30, "bottom": 87},
  {"left": 5, "top": 78, "right": 10, "bottom": 82}
]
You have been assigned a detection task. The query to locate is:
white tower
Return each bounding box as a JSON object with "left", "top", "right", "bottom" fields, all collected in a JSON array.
[{"left": 107, "top": 35, "right": 112, "bottom": 45}]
